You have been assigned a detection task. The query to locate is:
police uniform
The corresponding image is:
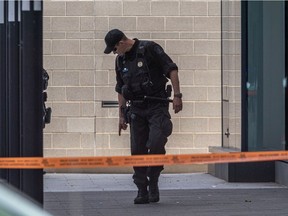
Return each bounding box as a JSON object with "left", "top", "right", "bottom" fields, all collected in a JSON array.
[{"left": 115, "top": 39, "right": 178, "bottom": 198}]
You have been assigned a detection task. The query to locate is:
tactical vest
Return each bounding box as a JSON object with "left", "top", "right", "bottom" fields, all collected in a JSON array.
[{"left": 117, "top": 41, "right": 167, "bottom": 100}]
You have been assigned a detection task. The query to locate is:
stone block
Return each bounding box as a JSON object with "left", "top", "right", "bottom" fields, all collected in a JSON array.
[
  {"left": 52, "top": 17, "right": 80, "bottom": 31},
  {"left": 137, "top": 17, "right": 164, "bottom": 31},
  {"left": 208, "top": 118, "right": 221, "bottom": 132},
  {"left": 95, "top": 70, "right": 109, "bottom": 86},
  {"left": 151, "top": 32, "right": 179, "bottom": 39},
  {"left": 52, "top": 40, "right": 80, "bottom": 55},
  {"left": 44, "top": 133, "right": 52, "bottom": 149},
  {"left": 179, "top": 56, "right": 207, "bottom": 70},
  {"left": 166, "top": 40, "right": 194, "bottom": 55},
  {"left": 67, "top": 149, "right": 95, "bottom": 156},
  {"left": 44, "top": 56, "right": 66, "bottom": 70},
  {"left": 52, "top": 102, "right": 80, "bottom": 117},
  {"left": 80, "top": 71, "right": 95, "bottom": 86},
  {"left": 66, "top": 1, "right": 94, "bottom": 16},
  {"left": 108, "top": 108, "right": 119, "bottom": 118},
  {"left": 228, "top": 102, "right": 241, "bottom": 118},
  {"left": 53, "top": 133, "right": 81, "bottom": 148},
  {"left": 110, "top": 134, "right": 130, "bottom": 149},
  {"left": 208, "top": 87, "right": 221, "bottom": 101},
  {"left": 123, "top": 1, "right": 150, "bottom": 16},
  {"left": 181, "top": 86, "right": 208, "bottom": 101},
  {"left": 194, "top": 70, "right": 221, "bottom": 86},
  {"left": 178, "top": 70, "right": 194, "bottom": 86},
  {"left": 52, "top": 71, "right": 79, "bottom": 86},
  {"left": 67, "top": 118, "right": 95, "bottom": 132},
  {"left": 194, "top": 17, "right": 220, "bottom": 31},
  {"left": 44, "top": 117, "right": 68, "bottom": 133},
  {"left": 152, "top": 1, "right": 179, "bottom": 16},
  {"left": 80, "top": 102, "right": 95, "bottom": 117},
  {"left": 229, "top": 117, "right": 241, "bottom": 134},
  {"left": 44, "top": 1, "right": 66, "bottom": 16},
  {"left": 95, "top": 17, "right": 109, "bottom": 31},
  {"left": 208, "top": 32, "right": 221, "bottom": 39},
  {"left": 95, "top": 149, "right": 130, "bottom": 157},
  {"left": 165, "top": 148, "right": 180, "bottom": 154},
  {"left": 94, "top": 1, "right": 122, "bottom": 16},
  {"left": 95, "top": 39, "right": 106, "bottom": 55},
  {"left": 67, "top": 56, "right": 95, "bottom": 70},
  {"left": 95, "top": 102, "right": 109, "bottom": 118},
  {"left": 109, "top": 17, "right": 137, "bottom": 31},
  {"left": 81, "top": 133, "right": 96, "bottom": 149},
  {"left": 43, "top": 17, "right": 51, "bottom": 31},
  {"left": 180, "top": 118, "right": 208, "bottom": 132},
  {"left": 80, "top": 40, "right": 95, "bottom": 55},
  {"left": 66, "top": 87, "right": 94, "bottom": 101},
  {"left": 180, "top": 1, "right": 207, "bottom": 16},
  {"left": 47, "top": 87, "right": 66, "bottom": 101},
  {"left": 222, "top": 16, "right": 240, "bottom": 32},
  {"left": 208, "top": 56, "right": 221, "bottom": 70},
  {"left": 43, "top": 32, "right": 66, "bottom": 39},
  {"left": 81, "top": 17, "right": 95, "bottom": 31},
  {"left": 96, "top": 55, "right": 115, "bottom": 70},
  {"left": 166, "top": 17, "right": 194, "bottom": 31},
  {"left": 222, "top": 39, "right": 241, "bottom": 55},
  {"left": 195, "top": 102, "right": 221, "bottom": 117},
  {"left": 167, "top": 134, "right": 194, "bottom": 148},
  {"left": 95, "top": 134, "right": 110, "bottom": 149},
  {"left": 194, "top": 40, "right": 221, "bottom": 55},
  {"left": 44, "top": 149, "right": 67, "bottom": 157},
  {"left": 208, "top": 1, "right": 221, "bottom": 16},
  {"left": 95, "top": 86, "right": 116, "bottom": 101},
  {"left": 95, "top": 118, "right": 118, "bottom": 133},
  {"left": 194, "top": 134, "right": 221, "bottom": 148},
  {"left": 67, "top": 32, "right": 95, "bottom": 39},
  {"left": 180, "top": 32, "right": 207, "bottom": 39},
  {"left": 43, "top": 40, "right": 51, "bottom": 55}
]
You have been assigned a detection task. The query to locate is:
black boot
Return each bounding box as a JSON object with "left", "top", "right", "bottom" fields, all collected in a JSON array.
[
  {"left": 134, "top": 187, "right": 149, "bottom": 204},
  {"left": 149, "top": 182, "right": 160, "bottom": 203}
]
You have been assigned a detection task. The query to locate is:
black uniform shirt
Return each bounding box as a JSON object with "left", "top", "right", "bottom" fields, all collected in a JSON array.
[{"left": 115, "top": 38, "right": 178, "bottom": 95}]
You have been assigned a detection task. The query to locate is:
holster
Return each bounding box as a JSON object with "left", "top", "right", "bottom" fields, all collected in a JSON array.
[{"left": 121, "top": 105, "right": 131, "bottom": 124}]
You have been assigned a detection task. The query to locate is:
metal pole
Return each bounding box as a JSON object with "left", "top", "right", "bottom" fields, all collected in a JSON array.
[
  {"left": 0, "top": 0, "right": 8, "bottom": 180},
  {"left": 20, "top": 0, "right": 43, "bottom": 204},
  {"left": 7, "top": 0, "right": 21, "bottom": 189}
]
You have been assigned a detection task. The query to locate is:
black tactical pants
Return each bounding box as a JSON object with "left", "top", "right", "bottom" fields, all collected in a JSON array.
[{"left": 129, "top": 102, "right": 173, "bottom": 188}]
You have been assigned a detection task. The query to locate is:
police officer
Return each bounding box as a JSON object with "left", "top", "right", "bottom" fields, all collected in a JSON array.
[{"left": 104, "top": 29, "right": 183, "bottom": 204}]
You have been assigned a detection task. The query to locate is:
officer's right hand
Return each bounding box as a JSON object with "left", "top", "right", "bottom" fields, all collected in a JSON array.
[
  {"left": 118, "top": 117, "right": 128, "bottom": 136},
  {"left": 173, "top": 97, "right": 183, "bottom": 114}
]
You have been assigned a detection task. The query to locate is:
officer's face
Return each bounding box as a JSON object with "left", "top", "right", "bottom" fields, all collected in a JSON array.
[{"left": 113, "top": 41, "right": 125, "bottom": 56}]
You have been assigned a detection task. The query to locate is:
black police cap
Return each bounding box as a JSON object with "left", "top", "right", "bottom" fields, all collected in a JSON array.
[{"left": 104, "top": 29, "right": 124, "bottom": 54}]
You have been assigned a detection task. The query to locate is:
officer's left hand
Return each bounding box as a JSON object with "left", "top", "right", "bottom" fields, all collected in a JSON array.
[
  {"left": 118, "top": 117, "right": 128, "bottom": 136},
  {"left": 173, "top": 97, "right": 183, "bottom": 114}
]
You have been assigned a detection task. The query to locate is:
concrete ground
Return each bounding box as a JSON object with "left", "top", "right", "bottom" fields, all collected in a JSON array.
[{"left": 44, "top": 173, "right": 288, "bottom": 216}]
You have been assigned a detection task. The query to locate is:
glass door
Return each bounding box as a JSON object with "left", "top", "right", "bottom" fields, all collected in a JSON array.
[{"left": 245, "top": 1, "right": 286, "bottom": 151}]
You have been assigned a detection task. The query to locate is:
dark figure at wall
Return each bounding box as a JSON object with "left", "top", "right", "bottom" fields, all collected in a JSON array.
[{"left": 104, "top": 29, "right": 183, "bottom": 204}]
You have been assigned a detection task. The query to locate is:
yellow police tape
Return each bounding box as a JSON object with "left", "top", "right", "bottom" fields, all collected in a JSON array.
[{"left": 0, "top": 151, "right": 288, "bottom": 169}]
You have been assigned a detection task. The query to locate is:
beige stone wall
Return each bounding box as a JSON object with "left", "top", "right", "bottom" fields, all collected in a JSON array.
[
  {"left": 43, "top": 0, "right": 222, "bottom": 170},
  {"left": 222, "top": 0, "right": 241, "bottom": 150}
]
